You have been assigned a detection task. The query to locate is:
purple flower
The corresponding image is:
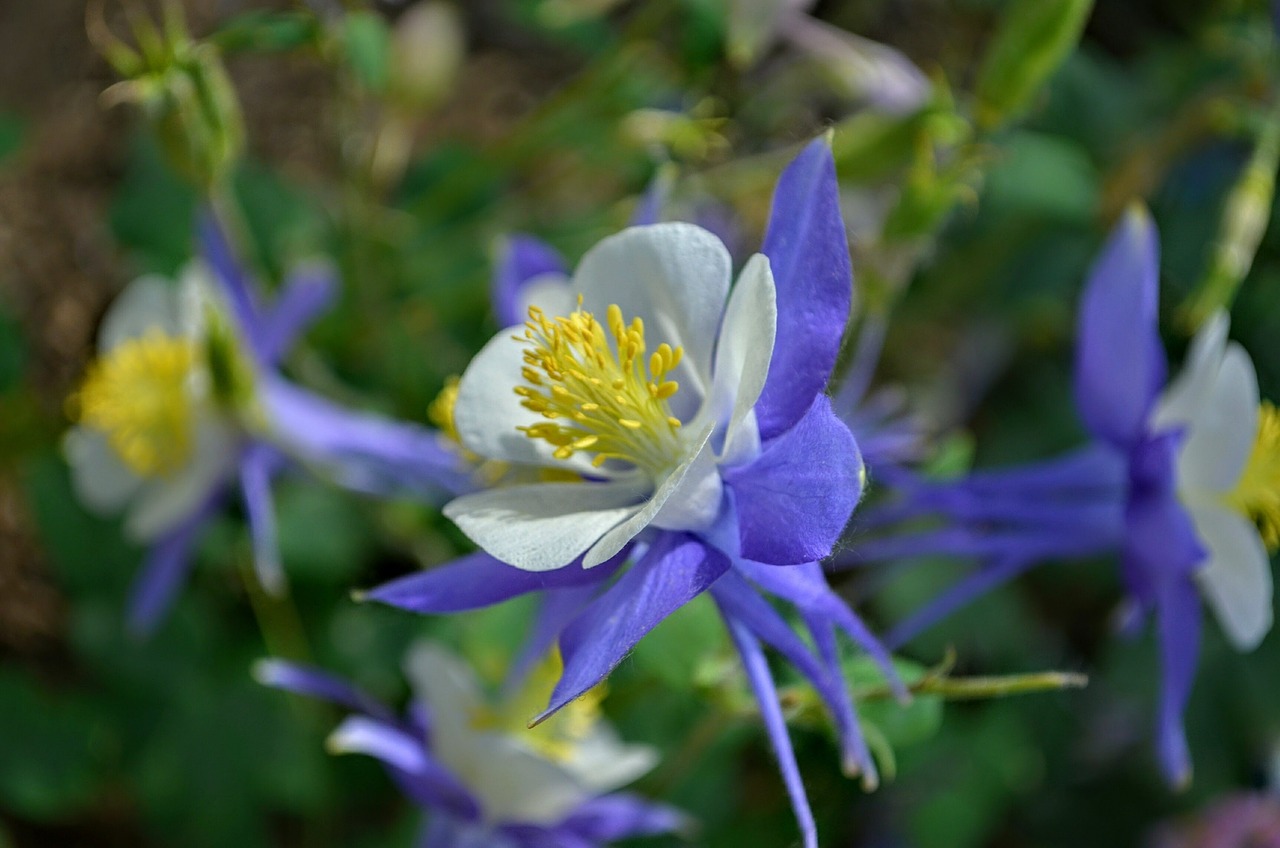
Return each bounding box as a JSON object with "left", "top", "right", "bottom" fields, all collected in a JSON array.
[
  {"left": 255, "top": 643, "right": 685, "bottom": 848},
  {"left": 845, "top": 206, "right": 1277, "bottom": 786},
  {"left": 64, "top": 213, "right": 468, "bottom": 634},
  {"left": 366, "top": 138, "right": 902, "bottom": 847}
]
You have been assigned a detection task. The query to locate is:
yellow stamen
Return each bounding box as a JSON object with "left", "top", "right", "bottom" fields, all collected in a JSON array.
[
  {"left": 1227, "top": 401, "right": 1280, "bottom": 551},
  {"left": 428, "top": 375, "right": 462, "bottom": 444},
  {"left": 469, "top": 649, "right": 606, "bottom": 762},
  {"left": 73, "top": 330, "right": 198, "bottom": 477},
  {"left": 514, "top": 299, "right": 684, "bottom": 475}
]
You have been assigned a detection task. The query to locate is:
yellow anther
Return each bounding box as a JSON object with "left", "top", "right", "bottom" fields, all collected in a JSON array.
[
  {"left": 74, "top": 330, "right": 199, "bottom": 478},
  {"left": 513, "top": 300, "right": 685, "bottom": 474},
  {"left": 1228, "top": 401, "right": 1280, "bottom": 551}
]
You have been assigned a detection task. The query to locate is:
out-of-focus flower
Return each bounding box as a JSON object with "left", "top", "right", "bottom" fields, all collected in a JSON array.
[
  {"left": 255, "top": 643, "right": 684, "bottom": 847},
  {"left": 65, "top": 216, "right": 467, "bottom": 633},
  {"left": 1150, "top": 793, "right": 1280, "bottom": 848},
  {"left": 847, "top": 206, "right": 1277, "bottom": 786},
  {"left": 366, "top": 137, "right": 903, "bottom": 847},
  {"left": 726, "top": 0, "right": 929, "bottom": 115}
]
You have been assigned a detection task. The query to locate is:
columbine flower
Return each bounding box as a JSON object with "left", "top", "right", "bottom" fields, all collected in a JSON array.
[
  {"left": 847, "top": 206, "right": 1276, "bottom": 786},
  {"left": 64, "top": 215, "right": 467, "bottom": 633},
  {"left": 255, "top": 643, "right": 684, "bottom": 847},
  {"left": 366, "top": 137, "right": 903, "bottom": 847}
]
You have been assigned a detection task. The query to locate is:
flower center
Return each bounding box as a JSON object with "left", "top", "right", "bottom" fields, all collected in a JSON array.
[
  {"left": 74, "top": 330, "right": 198, "bottom": 478},
  {"left": 470, "top": 650, "right": 605, "bottom": 763},
  {"left": 1227, "top": 402, "right": 1280, "bottom": 551},
  {"left": 514, "top": 299, "right": 684, "bottom": 475}
]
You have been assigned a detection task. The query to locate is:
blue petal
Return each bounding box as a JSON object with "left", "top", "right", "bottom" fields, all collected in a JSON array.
[
  {"left": 258, "top": 263, "right": 337, "bottom": 364},
  {"left": 239, "top": 444, "right": 285, "bottom": 595},
  {"left": 756, "top": 137, "right": 853, "bottom": 440},
  {"left": 329, "top": 716, "right": 479, "bottom": 819},
  {"left": 127, "top": 485, "right": 226, "bottom": 635},
  {"left": 1073, "top": 206, "right": 1167, "bottom": 447},
  {"left": 1153, "top": 575, "right": 1202, "bottom": 788},
  {"left": 365, "top": 551, "right": 618, "bottom": 615},
  {"left": 492, "top": 236, "right": 568, "bottom": 327},
  {"left": 262, "top": 377, "right": 473, "bottom": 498},
  {"left": 558, "top": 793, "right": 688, "bottom": 840},
  {"left": 538, "top": 535, "right": 729, "bottom": 721},
  {"left": 726, "top": 395, "right": 863, "bottom": 565},
  {"left": 253, "top": 659, "right": 398, "bottom": 724},
  {"left": 197, "top": 210, "right": 268, "bottom": 359},
  {"left": 711, "top": 571, "right": 868, "bottom": 782},
  {"left": 718, "top": 608, "right": 818, "bottom": 848}
]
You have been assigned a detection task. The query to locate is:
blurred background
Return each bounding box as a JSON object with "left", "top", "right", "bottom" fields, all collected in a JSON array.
[{"left": 1, "top": 0, "right": 1279, "bottom": 846}]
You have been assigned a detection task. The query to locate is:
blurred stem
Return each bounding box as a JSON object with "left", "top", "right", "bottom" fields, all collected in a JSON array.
[
  {"left": 855, "top": 670, "right": 1088, "bottom": 702},
  {"left": 239, "top": 550, "right": 312, "bottom": 662}
]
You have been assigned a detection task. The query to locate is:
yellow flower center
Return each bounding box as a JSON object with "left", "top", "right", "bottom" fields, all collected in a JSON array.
[
  {"left": 1227, "top": 401, "right": 1280, "bottom": 551},
  {"left": 428, "top": 375, "right": 463, "bottom": 444},
  {"left": 74, "top": 330, "right": 199, "bottom": 478},
  {"left": 514, "top": 300, "right": 684, "bottom": 475},
  {"left": 470, "top": 650, "right": 606, "bottom": 763}
]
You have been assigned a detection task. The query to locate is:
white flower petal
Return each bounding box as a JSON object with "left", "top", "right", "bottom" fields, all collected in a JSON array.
[
  {"left": 124, "top": 414, "right": 238, "bottom": 541},
  {"left": 1151, "top": 309, "right": 1229, "bottom": 432},
  {"left": 452, "top": 330, "right": 605, "bottom": 475},
  {"left": 63, "top": 427, "right": 144, "bottom": 515},
  {"left": 403, "top": 641, "right": 487, "bottom": 751},
  {"left": 700, "top": 253, "right": 776, "bottom": 463},
  {"left": 515, "top": 273, "right": 575, "bottom": 320},
  {"left": 460, "top": 733, "right": 590, "bottom": 824},
  {"left": 444, "top": 477, "right": 649, "bottom": 572},
  {"left": 573, "top": 223, "right": 732, "bottom": 394},
  {"left": 560, "top": 724, "right": 658, "bottom": 794},
  {"left": 1189, "top": 500, "right": 1273, "bottom": 650},
  {"left": 585, "top": 423, "right": 719, "bottom": 565},
  {"left": 1175, "top": 343, "right": 1259, "bottom": 495},
  {"left": 99, "top": 276, "right": 186, "bottom": 351}
]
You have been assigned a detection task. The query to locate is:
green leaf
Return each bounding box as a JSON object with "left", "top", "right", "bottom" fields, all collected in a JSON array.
[
  {"left": 0, "top": 112, "right": 25, "bottom": 166},
  {"left": 0, "top": 305, "right": 26, "bottom": 393},
  {"left": 975, "top": 0, "right": 1094, "bottom": 130},
  {"left": 0, "top": 671, "right": 101, "bottom": 819},
  {"left": 848, "top": 657, "right": 945, "bottom": 750},
  {"left": 342, "top": 12, "right": 391, "bottom": 92},
  {"left": 212, "top": 11, "right": 320, "bottom": 53},
  {"left": 632, "top": 593, "right": 725, "bottom": 687},
  {"left": 110, "top": 133, "right": 198, "bottom": 275}
]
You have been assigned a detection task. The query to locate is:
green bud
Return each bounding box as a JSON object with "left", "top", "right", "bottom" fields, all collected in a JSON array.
[
  {"left": 388, "top": 2, "right": 465, "bottom": 112},
  {"left": 341, "top": 11, "right": 392, "bottom": 93},
  {"left": 975, "top": 0, "right": 1094, "bottom": 130},
  {"left": 92, "top": 1, "right": 244, "bottom": 191}
]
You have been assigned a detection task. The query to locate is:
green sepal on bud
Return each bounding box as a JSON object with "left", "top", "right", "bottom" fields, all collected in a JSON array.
[
  {"left": 202, "top": 302, "right": 256, "bottom": 415},
  {"left": 90, "top": 0, "right": 245, "bottom": 191}
]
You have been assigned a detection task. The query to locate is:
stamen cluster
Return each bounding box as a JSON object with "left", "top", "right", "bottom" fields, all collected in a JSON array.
[
  {"left": 75, "top": 331, "right": 198, "bottom": 478},
  {"left": 514, "top": 300, "right": 684, "bottom": 475},
  {"left": 1230, "top": 401, "right": 1280, "bottom": 550}
]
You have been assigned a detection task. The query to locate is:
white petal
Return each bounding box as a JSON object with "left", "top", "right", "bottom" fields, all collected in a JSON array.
[
  {"left": 452, "top": 330, "right": 604, "bottom": 475},
  {"left": 124, "top": 414, "right": 238, "bottom": 541},
  {"left": 1189, "top": 500, "right": 1273, "bottom": 650},
  {"left": 573, "top": 223, "right": 732, "bottom": 394},
  {"left": 99, "top": 276, "right": 186, "bottom": 351},
  {"left": 1175, "top": 343, "right": 1259, "bottom": 495},
  {"left": 444, "top": 477, "right": 649, "bottom": 572},
  {"left": 1151, "top": 309, "right": 1230, "bottom": 431},
  {"left": 515, "top": 273, "right": 575, "bottom": 320},
  {"left": 559, "top": 724, "right": 658, "bottom": 794},
  {"left": 63, "top": 427, "right": 144, "bottom": 515},
  {"left": 585, "top": 423, "right": 718, "bottom": 566},
  {"left": 403, "top": 641, "right": 486, "bottom": 751},
  {"left": 700, "top": 253, "right": 776, "bottom": 463},
  {"left": 459, "top": 733, "right": 589, "bottom": 825}
]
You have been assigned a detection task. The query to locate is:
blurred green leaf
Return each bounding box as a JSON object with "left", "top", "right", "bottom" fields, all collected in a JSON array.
[
  {"left": 0, "top": 306, "right": 26, "bottom": 393},
  {"left": 110, "top": 134, "right": 198, "bottom": 275},
  {"left": 632, "top": 593, "right": 725, "bottom": 687},
  {"left": 0, "top": 671, "right": 101, "bottom": 819},
  {"left": 342, "top": 12, "right": 391, "bottom": 92},
  {"left": 213, "top": 10, "right": 320, "bottom": 53},
  {"left": 0, "top": 112, "right": 25, "bottom": 165},
  {"left": 976, "top": 0, "right": 1094, "bottom": 129},
  {"left": 983, "top": 131, "right": 1099, "bottom": 224},
  {"left": 849, "top": 657, "right": 944, "bottom": 750}
]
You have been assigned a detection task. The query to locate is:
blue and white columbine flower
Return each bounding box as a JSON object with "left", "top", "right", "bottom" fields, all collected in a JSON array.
[
  {"left": 368, "top": 137, "right": 903, "bottom": 847},
  {"left": 848, "top": 206, "right": 1277, "bottom": 786},
  {"left": 65, "top": 215, "right": 466, "bottom": 633},
  {"left": 256, "top": 643, "right": 683, "bottom": 848}
]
